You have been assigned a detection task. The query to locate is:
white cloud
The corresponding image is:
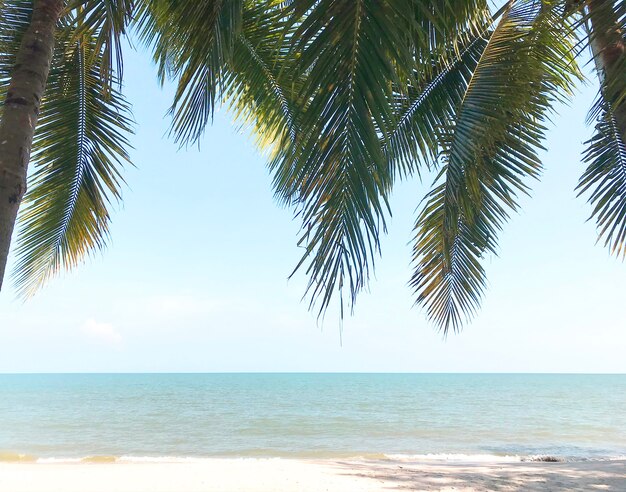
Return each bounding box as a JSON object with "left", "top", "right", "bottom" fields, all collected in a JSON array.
[{"left": 81, "top": 319, "right": 123, "bottom": 347}]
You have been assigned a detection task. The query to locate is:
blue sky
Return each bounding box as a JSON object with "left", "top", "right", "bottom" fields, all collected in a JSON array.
[{"left": 0, "top": 45, "right": 624, "bottom": 373}]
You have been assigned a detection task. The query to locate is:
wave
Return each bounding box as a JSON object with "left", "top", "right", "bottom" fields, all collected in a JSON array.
[
  {"left": 2, "top": 453, "right": 625, "bottom": 465},
  {"left": 383, "top": 453, "right": 626, "bottom": 463},
  {"left": 382, "top": 453, "right": 524, "bottom": 463}
]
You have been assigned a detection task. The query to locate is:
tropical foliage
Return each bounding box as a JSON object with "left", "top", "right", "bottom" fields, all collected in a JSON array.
[
  {"left": 0, "top": 0, "right": 133, "bottom": 296},
  {"left": 143, "top": 0, "right": 623, "bottom": 333},
  {"left": 1, "top": 0, "right": 624, "bottom": 334}
]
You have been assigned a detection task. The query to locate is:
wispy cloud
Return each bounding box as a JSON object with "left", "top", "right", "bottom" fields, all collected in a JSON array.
[{"left": 81, "top": 319, "right": 123, "bottom": 347}]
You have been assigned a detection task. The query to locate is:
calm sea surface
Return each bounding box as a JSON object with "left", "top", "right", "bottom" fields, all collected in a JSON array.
[{"left": 0, "top": 373, "right": 624, "bottom": 462}]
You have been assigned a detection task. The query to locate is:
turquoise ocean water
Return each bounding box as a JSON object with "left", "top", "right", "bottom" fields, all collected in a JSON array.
[{"left": 0, "top": 374, "right": 624, "bottom": 462}]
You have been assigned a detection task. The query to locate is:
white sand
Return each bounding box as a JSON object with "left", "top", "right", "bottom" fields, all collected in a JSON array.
[{"left": 0, "top": 458, "right": 625, "bottom": 492}]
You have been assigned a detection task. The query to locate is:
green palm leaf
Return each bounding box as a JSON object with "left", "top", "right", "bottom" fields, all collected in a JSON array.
[
  {"left": 581, "top": 0, "right": 626, "bottom": 137},
  {"left": 410, "top": 0, "right": 580, "bottom": 333},
  {"left": 67, "top": 0, "right": 136, "bottom": 87},
  {"left": 134, "top": 0, "right": 495, "bottom": 319},
  {"left": 383, "top": 1, "right": 516, "bottom": 180},
  {"left": 577, "top": 0, "right": 626, "bottom": 257},
  {"left": 13, "top": 25, "right": 133, "bottom": 297},
  {"left": 578, "top": 99, "right": 626, "bottom": 257},
  {"left": 0, "top": 0, "right": 32, "bottom": 100},
  {"left": 384, "top": 34, "right": 489, "bottom": 180},
  {"left": 139, "top": 0, "right": 296, "bottom": 151},
  {"left": 270, "top": 0, "right": 422, "bottom": 315},
  {"left": 223, "top": 1, "right": 297, "bottom": 154},
  {"left": 139, "top": 0, "right": 244, "bottom": 144},
  {"left": 269, "top": 0, "right": 495, "bottom": 316}
]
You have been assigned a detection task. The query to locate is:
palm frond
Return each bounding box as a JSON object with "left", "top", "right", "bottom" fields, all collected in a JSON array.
[
  {"left": 0, "top": 0, "right": 32, "bottom": 101},
  {"left": 224, "top": 1, "right": 297, "bottom": 155},
  {"left": 582, "top": 0, "right": 626, "bottom": 122},
  {"left": 67, "top": 0, "right": 136, "bottom": 88},
  {"left": 269, "top": 0, "right": 427, "bottom": 316},
  {"left": 576, "top": 0, "right": 626, "bottom": 258},
  {"left": 578, "top": 97, "right": 626, "bottom": 258},
  {"left": 411, "top": 0, "right": 581, "bottom": 333},
  {"left": 266, "top": 0, "right": 496, "bottom": 317},
  {"left": 383, "top": 1, "right": 515, "bottom": 180},
  {"left": 384, "top": 34, "right": 488, "bottom": 180},
  {"left": 13, "top": 24, "right": 133, "bottom": 297},
  {"left": 138, "top": 0, "right": 244, "bottom": 144},
  {"left": 410, "top": 0, "right": 492, "bottom": 70}
]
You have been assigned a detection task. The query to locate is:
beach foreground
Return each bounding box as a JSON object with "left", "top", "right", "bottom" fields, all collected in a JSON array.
[{"left": 1, "top": 458, "right": 625, "bottom": 492}]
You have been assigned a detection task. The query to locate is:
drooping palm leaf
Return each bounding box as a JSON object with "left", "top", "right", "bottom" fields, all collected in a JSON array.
[
  {"left": 268, "top": 0, "right": 496, "bottom": 317},
  {"left": 223, "top": 1, "right": 297, "bottom": 154},
  {"left": 0, "top": 0, "right": 32, "bottom": 101},
  {"left": 13, "top": 24, "right": 133, "bottom": 297},
  {"left": 139, "top": 0, "right": 244, "bottom": 144},
  {"left": 268, "top": 0, "right": 428, "bottom": 316},
  {"left": 582, "top": 0, "right": 626, "bottom": 130},
  {"left": 383, "top": 1, "right": 514, "bottom": 180},
  {"left": 67, "top": 0, "right": 136, "bottom": 87},
  {"left": 384, "top": 34, "right": 488, "bottom": 180},
  {"left": 578, "top": 95, "right": 626, "bottom": 258},
  {"left": 138, "top": 0, "right": 296, "bottom": 151},
  {"left": 576, "top": 0, "right": 626, "bottom": 258},
  {"left": 410, "top": 0, "right": 581, "bottom": 333},
  {"left": 410, "top": 0, "right": 492, "bottom": 72}
]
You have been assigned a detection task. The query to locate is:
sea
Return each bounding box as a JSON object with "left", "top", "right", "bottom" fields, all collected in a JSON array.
[{"left": 0, "top": 373, "right": 624, "bottom": 463}]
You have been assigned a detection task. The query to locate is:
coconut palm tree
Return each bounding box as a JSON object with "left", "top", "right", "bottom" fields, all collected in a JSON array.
[
  {"left": 0, "top": 0, "right": 294, "bottom": 296},
  {"left": 0, "top": 0, "right": 134, "bottom": 295},
  {"left": 2, "top": 0, "right": 481, "bottom": 296},
  {"left": 2, "top": 0, "right": 623, "bottom": 338}
]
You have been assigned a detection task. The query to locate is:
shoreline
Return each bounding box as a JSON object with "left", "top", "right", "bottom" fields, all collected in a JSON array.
[
  {"left": 3, "top": 450, "right": 626, "bottom": 464},
  {"left": 3, "top": 453, "right": 626, "bottom": 464},
  {"left": 1, "top": 458, "right": 625, "bottom": 492}
]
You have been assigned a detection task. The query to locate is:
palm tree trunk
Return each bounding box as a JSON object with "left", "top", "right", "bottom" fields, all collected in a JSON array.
[
  {"left": 0, "top": 0, "right": 62, "bottom": 290},
  {"left": 587, "top": 0, "right": 626, "bottom": 141}
]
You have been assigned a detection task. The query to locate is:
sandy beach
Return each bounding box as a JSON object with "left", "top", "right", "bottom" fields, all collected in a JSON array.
[{"left": 0, "top": 458, "right": 625, "bottom": 492}]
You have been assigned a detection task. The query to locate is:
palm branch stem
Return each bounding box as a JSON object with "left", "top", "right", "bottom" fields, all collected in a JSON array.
[{"left": 0, "top": 0, "right": 63, "bottom": 290}]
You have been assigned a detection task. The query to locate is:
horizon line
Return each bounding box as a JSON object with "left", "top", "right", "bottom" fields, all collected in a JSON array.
[{"left": 1, "top": 371, "right": 625, "bottom": 375}]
